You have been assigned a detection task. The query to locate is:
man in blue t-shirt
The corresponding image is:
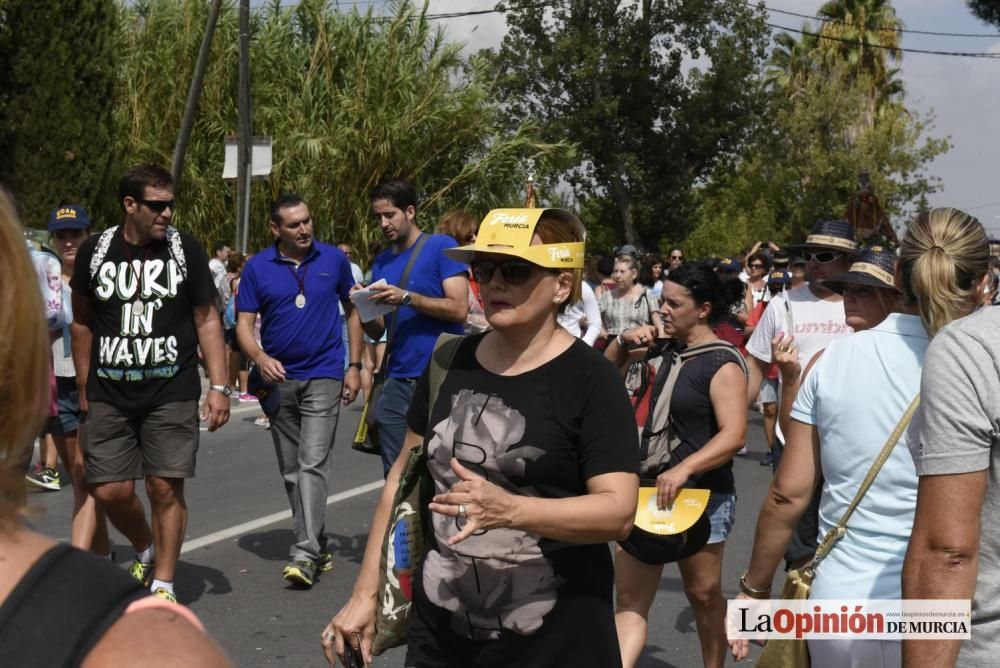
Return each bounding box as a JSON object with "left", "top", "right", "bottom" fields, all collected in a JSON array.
[
  {"left": 362, "top": 178, "right": 469, "bottom": 473},
  {"left": 236, "top": 193, "right": 363, "bottom": 588}
]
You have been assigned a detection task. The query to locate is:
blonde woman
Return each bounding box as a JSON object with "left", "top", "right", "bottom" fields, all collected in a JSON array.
[
  {"left": 598, "top": 254, "right": 662, "bottom": 345},
  {"left": 0, "top": 190, "right": 232, "bottom": 665},
  {"left": 732, "top": 210, "right": 989, "bottom": 667}
]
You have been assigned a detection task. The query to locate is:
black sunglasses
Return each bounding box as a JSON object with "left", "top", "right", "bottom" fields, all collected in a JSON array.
[
  {"left": 470, "top": 259, "right": 546, "bottom": 285},
  {"left": 749, "top": 263, "right": 766, "bottom": 269},
  {"left": 138, "top": 197, "right": 175, "bottom": 213},
  {"left": 802, "top": 250, "right": 843, "bottom": 264},
  {"left": 670, "top": 255, "right": 683, "bottom": 260}
]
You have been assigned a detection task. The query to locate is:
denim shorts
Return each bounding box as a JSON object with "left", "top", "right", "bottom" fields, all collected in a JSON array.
[
  {"left": 45, "top": 377, "right": 81, "bottom": 436},
  {"left": 706, "top": 492, "right": 737, "bottom": 544}
]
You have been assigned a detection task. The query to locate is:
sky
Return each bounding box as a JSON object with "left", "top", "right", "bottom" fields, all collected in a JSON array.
[{"left": 334, "top": 0, "right": 1000, "bottom": 233}]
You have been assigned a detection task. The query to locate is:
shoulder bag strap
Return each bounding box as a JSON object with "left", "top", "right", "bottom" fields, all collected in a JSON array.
[
  {"left": 427, "top": 333, "right": 463, "bottom": 419},
  {"left": 376, "top": 233, "right": 430, "bottom": 378},
  {"left": 812, "top": 394, "right": 921, "bottom": 567}
]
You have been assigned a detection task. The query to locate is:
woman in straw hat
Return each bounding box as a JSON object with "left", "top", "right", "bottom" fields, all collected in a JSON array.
[
  {"left": 731, "top": 210, "right": 990, "bottom": 667},
  {"left": 0, "top": 190, "right": 231, "bottom": 665},
  {"left": 323, "top": 208, "right": 640, "bottom": 667}
]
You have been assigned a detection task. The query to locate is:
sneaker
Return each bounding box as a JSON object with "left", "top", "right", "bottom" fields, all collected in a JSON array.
[
  {"left": 239, "top": 393, "right": 258, "bottom": 403},
  {"left": 152, "top": 587, "right": 177, "bottom": 604},
  {"left": 25, "top": 465, "right": 61, "bottom": 491},
  {"left": 760, "top": 451, "right": 774, "bottom": 467},
  {"left": 128, "top": 558, "right": 155, "bottom": 587},
  {"left": 736, "top": 446, "right": 748, "bottom": 456},
  {"left": 254, "top": 415, "right": 270, "bottom": 428},
  {"left": 283, "top": 560, "right": 316, "bottom": 588},
  {"left": 317, "top": 551, "right": 333, "bottom": 573}
]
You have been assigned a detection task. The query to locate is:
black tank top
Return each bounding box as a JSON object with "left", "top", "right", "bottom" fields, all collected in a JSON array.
[{"left": 0, "top": 543, "right": 148, "bottom": 666}]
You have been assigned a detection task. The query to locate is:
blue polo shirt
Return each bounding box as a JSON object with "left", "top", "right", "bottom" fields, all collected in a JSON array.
[
  {"left": 238, "top": 241, "right": 354, "bottom": 380},
  {"left": 371, "top": 233, "right": 466, "bottom": 378}
]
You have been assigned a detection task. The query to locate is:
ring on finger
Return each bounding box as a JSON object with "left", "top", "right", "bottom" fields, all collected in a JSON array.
[
  {"left": 323, "top": 632, "right": 335, "bottom": 641},
  {"left": 458, "top": 503, "right": 467, "bottom": 518}
]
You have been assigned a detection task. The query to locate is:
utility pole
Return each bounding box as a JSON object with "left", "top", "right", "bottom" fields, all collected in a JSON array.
[
  {"left": 171, "top": 0, "right": 223, "bottom": 193},
  {"left": 236, "top": 0, "right": 252, "bottom": 253}
]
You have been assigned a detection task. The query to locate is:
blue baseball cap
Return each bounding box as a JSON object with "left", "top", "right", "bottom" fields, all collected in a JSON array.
[
  {"left": 716, "top": 257, "right": 742, "bottom": 272},
  {"left": 767, "top": 270, "right": 791, "bottom": 286},
  {"left": 48, "top": 205, "right": 91, "bottom": 232}
]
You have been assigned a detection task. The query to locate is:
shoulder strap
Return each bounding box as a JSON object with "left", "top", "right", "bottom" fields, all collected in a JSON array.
[
  {"left": 89, "top": 226, "right": 119, "bottom": 281},
  {"left": 0, "top": 544, "right": 148, "bottom": 665},
  {"left": 376, "top": 233, "right": 431, "bottom": 377},
  {"left": 645, "top": 341, "right": 748, "bottom": 446},
  {"left": 165, "top": 226, "right": 188, "bottom": 280},
  {"left": 812, "top": 394, "right": 921, "bottom": 568},
  {"left": 87, "top": 225, "right": 187, "bottom": 282},
  {"left": 427, "top": 333, "right": 463, "bottom": 417}
]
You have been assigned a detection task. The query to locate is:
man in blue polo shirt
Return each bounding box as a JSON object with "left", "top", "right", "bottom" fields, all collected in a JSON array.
[
  {"left": 236, "top": 193, "right": 362, "bottom": 588},
  {"left": 362, "top": 178, "right": 469, "bottom": 474}
]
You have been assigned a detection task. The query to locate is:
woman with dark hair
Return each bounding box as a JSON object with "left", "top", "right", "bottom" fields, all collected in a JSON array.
[
  {"left": 743, "top": 251, "right": 771, "bottom": 313},
  {"left": 608, "top": 261, "right": 748, "bottom": 668},
  {"left": 324, "top": 208, "right": 639, "bottom": 667},
  {"left": 638, "top": 254, "right": 664, "bottom": 300}
]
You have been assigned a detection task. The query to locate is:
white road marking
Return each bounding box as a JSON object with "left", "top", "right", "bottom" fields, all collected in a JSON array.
[{"left": 180, "top": 480, "right": 384, "bottom": 554}]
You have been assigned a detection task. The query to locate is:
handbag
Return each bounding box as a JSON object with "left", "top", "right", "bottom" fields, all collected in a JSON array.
[
  {"left": 353, "top": 233, "right": 430, "bottom": 454},
  {"left": 755, "top": 394, "right": 920, "bottom": 668},
  {"left": 371, "top": 333, "right": 462, "bottom": 655}
]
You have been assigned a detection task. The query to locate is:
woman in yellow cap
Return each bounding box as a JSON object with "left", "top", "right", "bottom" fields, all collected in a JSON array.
[{"left": 324, "top": 209, "right": 640, "bottom": 667}]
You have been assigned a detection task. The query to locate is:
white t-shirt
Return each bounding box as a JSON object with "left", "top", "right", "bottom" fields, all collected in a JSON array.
[
  {"left": 558, "top": 281, "right": 601, "bottom": 345},
  {"left": 745, "top": 284, "right": 852, "bottom": 368}
]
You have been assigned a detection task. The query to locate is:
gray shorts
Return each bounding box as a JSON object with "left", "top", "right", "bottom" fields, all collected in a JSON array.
[{"left": 83, "top": 400, "right": 200, "bottom": 482}]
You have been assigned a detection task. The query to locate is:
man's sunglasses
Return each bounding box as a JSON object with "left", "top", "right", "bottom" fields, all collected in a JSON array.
[
  {"left": 470, "top": 259, "right": 547, "bottom": 285},
  {"left": 138, "top": 197, "right": 175, "bottom": 213},
  {"left": 802, "top": 250, "right": 843, "bottom": 264}
]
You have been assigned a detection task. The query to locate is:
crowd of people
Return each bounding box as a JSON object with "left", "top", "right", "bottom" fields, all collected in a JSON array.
[{"left": 5, "top": 161, "right": 1000, "bottom": 667}]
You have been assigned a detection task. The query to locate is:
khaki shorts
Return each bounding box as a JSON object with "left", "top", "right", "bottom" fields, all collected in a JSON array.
[{"left": 83, "top": 401, "right": 200, "bottom": 482}]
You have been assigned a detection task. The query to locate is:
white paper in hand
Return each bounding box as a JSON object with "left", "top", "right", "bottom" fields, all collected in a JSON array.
[{"left": 350, "top": 279, "right": 397, "bottom": 323}]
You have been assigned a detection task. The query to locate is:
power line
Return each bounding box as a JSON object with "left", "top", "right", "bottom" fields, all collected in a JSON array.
[
  {"left": 762, "top": 3, "right": 1000, "bottom": 39},
  {"left": 767, "top": 22, "right": 1000, "bottom": 59}
]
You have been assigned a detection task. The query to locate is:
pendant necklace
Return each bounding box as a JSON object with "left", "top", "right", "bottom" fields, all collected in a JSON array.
[{"left": 285, "top": 260, "right": 308, "bottom": 309}]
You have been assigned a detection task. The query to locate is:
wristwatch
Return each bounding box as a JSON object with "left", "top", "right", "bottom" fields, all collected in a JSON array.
[
  {"left": 209, "top": 384, "right": 235, "bottom": 397},
  {"left": 347, "top": 362, "right": 363, "bottom": 370},
  {"left": 401, "top": 291, "right": 412, "bottom": 307}
]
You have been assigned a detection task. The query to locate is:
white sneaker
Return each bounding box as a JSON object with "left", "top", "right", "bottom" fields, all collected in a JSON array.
[
  {"left": 254, "top": 416, "right": 270, "bottom": 428},
  {"left": 736, "top": 446, "right": 748, "bottom": 456}
]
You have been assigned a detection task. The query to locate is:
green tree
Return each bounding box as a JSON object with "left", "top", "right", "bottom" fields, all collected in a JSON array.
[
  {"left": 968, "top": 0, "right": 1000, "bottom": 25},
  {"left": 485, "top": 0, "right": 770, "bottom": 249},
  {"left": 685, "top": 66, "right": 947, "bottom": 258},
  {"left": 0, "top": 0, "right": 117, "bottom": 227},
  {"left": 105, "top": 0, "right": 567, "bottom": 262}
]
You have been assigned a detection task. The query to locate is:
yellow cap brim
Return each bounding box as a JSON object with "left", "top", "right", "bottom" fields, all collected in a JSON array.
[
  {"left": 633, "top": 488, "right": 710, "bottom": 536},
  {"left": 443, "top": 207, "right": 586, "bottom": 268}
]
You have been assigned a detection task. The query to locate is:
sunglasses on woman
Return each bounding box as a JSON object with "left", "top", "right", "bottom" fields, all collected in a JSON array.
[
  {"left": 470, "top": 258, "right": 547, "bottom": 285},
  {"left": 802, "top": 250, "right": 843, "bottom": 264}
]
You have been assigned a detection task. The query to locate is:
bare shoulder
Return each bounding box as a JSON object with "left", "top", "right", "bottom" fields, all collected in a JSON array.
[{"left": 83, "top": 608, "right": 233, "bottom": 668}]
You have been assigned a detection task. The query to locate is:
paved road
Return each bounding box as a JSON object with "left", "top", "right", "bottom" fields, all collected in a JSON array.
[{"left": 28, "top": 395, "right": 778, "bottom": 667}]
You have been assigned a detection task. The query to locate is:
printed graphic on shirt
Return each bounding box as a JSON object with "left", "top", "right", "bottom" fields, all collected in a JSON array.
[
  {"left": 92, "top": 257, "right": 185, "bottom": 381},
  {"left": 421, "top": 388, "right": 562, "bottom": 641}
]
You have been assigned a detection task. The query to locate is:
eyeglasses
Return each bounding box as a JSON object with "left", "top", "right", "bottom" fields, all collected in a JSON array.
[
  {"left": 470, "top": 258, "right": 545, "bottom": 285},
  {"left": 670, "top": 255, "right": 683, "bottom": 261},
  {"left": 802, "top": 250, "right": 843, "bottom": 264},
  {"left": 138, "top": 197, "right": 175, "bottom": 213}
]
